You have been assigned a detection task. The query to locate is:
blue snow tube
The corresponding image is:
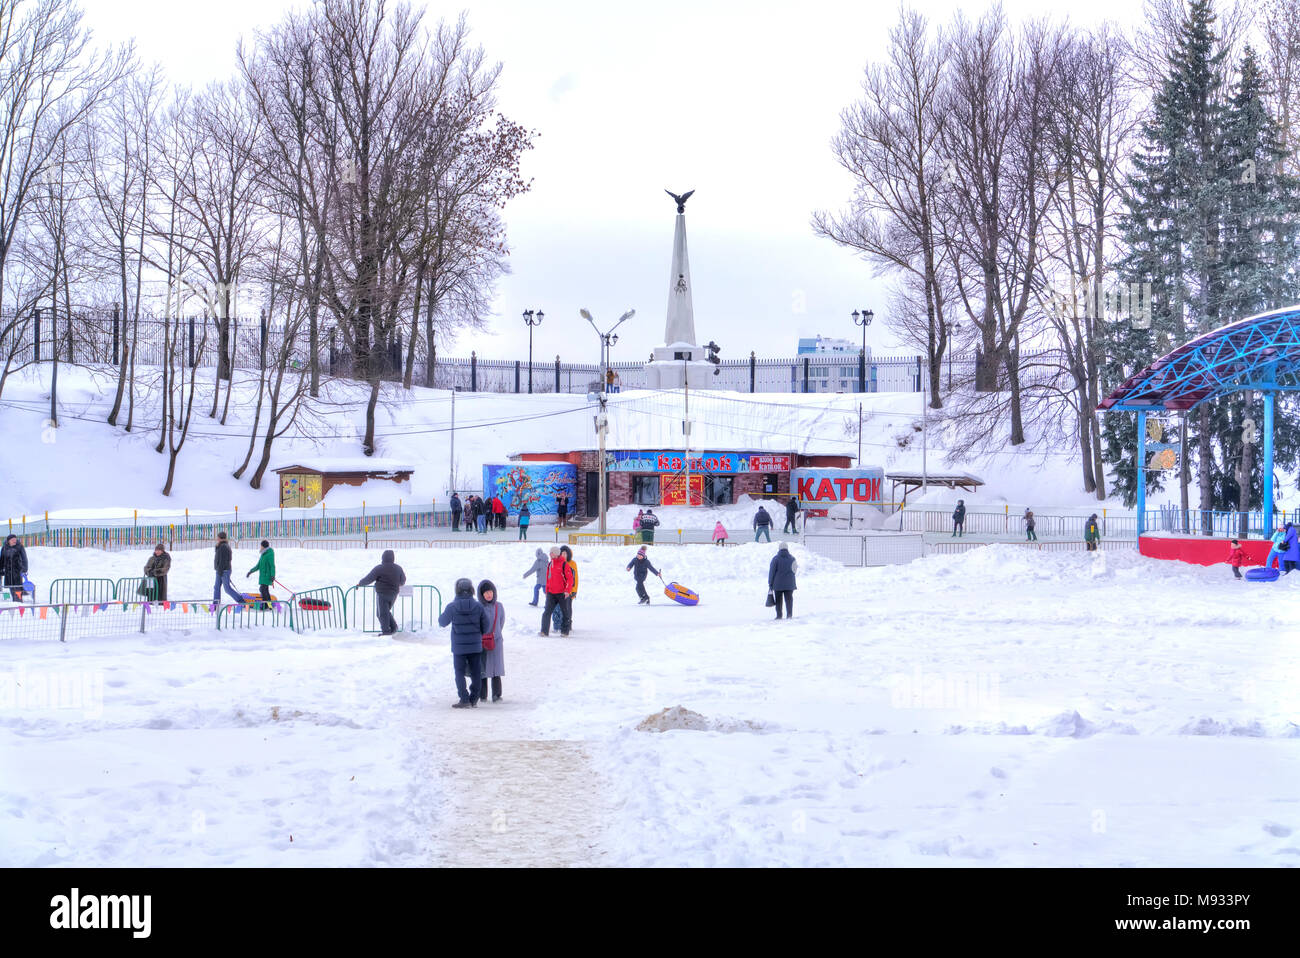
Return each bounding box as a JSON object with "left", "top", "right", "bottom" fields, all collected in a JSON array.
[
  {"left": 1245, "top": 567, "right": 1280, "bottom": 582},
  {"left": 664, "top": 581, "right": 699, "bottom": 606}
]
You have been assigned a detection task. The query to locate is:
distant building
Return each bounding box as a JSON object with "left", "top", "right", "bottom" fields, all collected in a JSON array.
[{"left": 795, "top": 335, "right": 876, "bottom": 392}]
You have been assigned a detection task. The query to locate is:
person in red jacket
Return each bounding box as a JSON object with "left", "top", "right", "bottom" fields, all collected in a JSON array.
[
  {"left": 539, "top": 546, "right": 574, "bottom": 636},
  {"left": 491, "top": 495, "right": 506, "bottom": 530},
  {"left": 1228, "top": 538, "right": 1246, "bottom": 579}
]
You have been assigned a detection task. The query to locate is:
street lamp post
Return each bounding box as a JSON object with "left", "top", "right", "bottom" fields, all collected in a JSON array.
[
  {"left": 852, "top": 308, "right": 874, "bottom": 393},
  {"left": 522, "top": 309, "right": 544, "bottom": 393},
  {"left": 580, "top": 308, "right": 635, "bottom": 535},
  {"left": 946, "top": 321, "right": 961, "bottom": 391}
]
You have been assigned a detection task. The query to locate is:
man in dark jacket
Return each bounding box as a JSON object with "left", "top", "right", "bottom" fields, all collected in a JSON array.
[
  {"left": 438, "top": 577, "right": 492, "bottom": 707},
  {"left": 768, "top": 541, "right": 798, "bottom": 620},
  {"left": 358, "top": 549, "right": 407, "bottom": 635},
  {"left": 626, "top": 545, "right": 662, "bottom": 605},
  {"left": 952, "top": 500, "right": 966, "bottom": 537},
  {"left": 754, "top": 506, "right": 773, "bottom": 542},
  {"left": 556, "top": 492, "right": 569, "bottom": 529},
  {"left": 449, "top": 493, "right": 462, "bottom": 532},
  {"left": 1, "top": 534, "right": 28, "bottom": 601},
  {"left": 639, "top": 508, "right": 660, "bottom": 543},
  {"left": 539, "top": 546, "right": 574, "bottom": 636},
  {"left": 783, "top": 497, "right": 799, "bottom": 534},
  {"left": 212, "top": 532, "right": 244, "bottom": 608},
  {"left": 1084, "top": 514, "right": 1101, "bottom": 552},
  {"left": 143, "top": 543, "right": 171, "bottom": 601}
]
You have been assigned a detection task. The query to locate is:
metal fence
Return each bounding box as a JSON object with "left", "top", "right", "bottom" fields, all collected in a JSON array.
[
  {"left": 2, "top": 307, "right": 1066, "bottom": 395},
  {"left": 803, "top": 532, "right": 927, "bottom": 567},
  {"left": 343, "top": 585, "right": 442, "bottom": 634}
]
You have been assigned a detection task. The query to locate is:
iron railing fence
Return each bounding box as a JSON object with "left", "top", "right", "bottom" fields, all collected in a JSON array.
[{"left": 1, "top": 308, "right": 1067, "bottom": 395}]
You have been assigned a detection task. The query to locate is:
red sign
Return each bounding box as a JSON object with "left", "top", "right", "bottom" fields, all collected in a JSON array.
[
  {"left": 793, "top": 471, "right": 882, "bottom": 504},
  {"left": 661, "top": 475, "right": 704, "bottom": 506},
  {"left": 748, "top": 455, "right": 791, "bottom": 472}
]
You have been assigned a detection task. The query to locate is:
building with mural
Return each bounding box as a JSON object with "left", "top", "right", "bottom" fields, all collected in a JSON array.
[
  {"left": 481, "top": 461, "right": 578, "bottom": 517},
  {"left": 509, "top": 447, "right": 852, "bottom": 518}
]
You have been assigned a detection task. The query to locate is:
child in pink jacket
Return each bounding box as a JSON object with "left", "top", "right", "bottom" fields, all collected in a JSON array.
[{"left": 713, "top": 521, "right": 728, "bottom": 546}]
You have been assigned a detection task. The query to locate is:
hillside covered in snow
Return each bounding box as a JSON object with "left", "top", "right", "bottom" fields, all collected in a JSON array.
[{"left": 1, "top": 363, "right": 1126, "bottom": 520}]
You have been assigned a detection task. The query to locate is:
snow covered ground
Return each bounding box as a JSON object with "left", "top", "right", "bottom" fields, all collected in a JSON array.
[
  {"left": 3, "top": 539, "right": 1298, "bottom": 867},
  {"left": 1, "top": 364, "right": 1130, "bottom": 522}
]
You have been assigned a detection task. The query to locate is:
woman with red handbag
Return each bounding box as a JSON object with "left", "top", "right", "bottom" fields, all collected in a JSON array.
[{"left": 477, "top": 579, "right": 506, "bottom": 703}]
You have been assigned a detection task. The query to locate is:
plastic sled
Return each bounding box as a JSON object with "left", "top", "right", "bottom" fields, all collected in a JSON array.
[
  {"left": 1245, "top": 567, "right": 1280, "bottom": 582},
  {"left": 663, "top": 581, "right": 699, "bottom": 606},
  {"left": 296, "top": 597, "right": 332, "bottom": 611},
  {"left": 240, "top": 592, "right": 278, "bottom": 609}
]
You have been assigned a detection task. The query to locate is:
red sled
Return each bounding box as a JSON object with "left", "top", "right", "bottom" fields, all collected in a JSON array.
[{"left": 296, "top": 597, "right": 332, "bottom": 610}]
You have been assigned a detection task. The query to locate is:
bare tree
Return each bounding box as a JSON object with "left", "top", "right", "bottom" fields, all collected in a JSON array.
[
  {"left": 813, "top": 6, "right": 951, "bottom": 408},
  {"left": 1034, "top": 25, "right": 1138, "bottom": 497},
  {"left": 84, "top": 65, "right": 164, "bottom": 426},
  {"left": 938, "top": 11, "right": 1062, "bottom": 445}
]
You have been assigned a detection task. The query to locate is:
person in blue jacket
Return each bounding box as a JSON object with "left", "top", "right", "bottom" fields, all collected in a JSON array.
[
  {"left": 1265, "top": 526, "right": 1287, "bottom": 569},
  {"left": 626, "top": 545, "right": 662, "bottom": 605},
  {"left": 438, "top": 577, "right": 492, "bottom": 708},
  {"left": 1282, "top": 522, "right": 1300, "bottom": 575}
]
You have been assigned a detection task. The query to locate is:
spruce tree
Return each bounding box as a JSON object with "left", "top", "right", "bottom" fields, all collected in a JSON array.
[{"left": 1106, "top": 0, "right": 1229, "bottom": 510}]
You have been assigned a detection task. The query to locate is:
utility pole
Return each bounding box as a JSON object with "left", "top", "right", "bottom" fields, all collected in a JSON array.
[
  {"left": 684, "top": 360, "right": 692, "bottom": 508},
  {"left": 922, "top": 376, "right": 928, "bottom": 498},
  {"left": 597, "top": 398, "right": 609, "bottom": 535},
  {"left": 581, "top": 307, "right": 635, "bottom": 533},
  {"left": 448, "top": 390, "right": 456, "bottom": 495}
]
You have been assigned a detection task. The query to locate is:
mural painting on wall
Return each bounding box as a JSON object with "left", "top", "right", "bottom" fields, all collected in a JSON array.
[{"left": 484, "top": 463, "right": 577, "bottom": 515}]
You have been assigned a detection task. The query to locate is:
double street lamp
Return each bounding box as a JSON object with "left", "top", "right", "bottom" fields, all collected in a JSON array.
[
  {"left": 522, "top": 309, "right": 544, "bottom": 393},
  {"left": 580, "top": 307, "right": 635, "bottom": 535},
  {"left": 852, "top": 308, "right": 874, "bottom": 393},
  {"left": 946, "top": 320, "right": 961, "bottom": 390}
]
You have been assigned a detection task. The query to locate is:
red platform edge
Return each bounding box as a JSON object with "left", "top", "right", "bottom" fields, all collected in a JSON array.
[{"left": 1138, "top": 535, "right": 1274, "bottom": 567}]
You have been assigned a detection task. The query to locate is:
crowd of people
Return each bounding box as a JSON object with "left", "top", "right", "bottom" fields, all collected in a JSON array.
[{"left": 448, "top": 491, "right": 569, "bottom": 537}]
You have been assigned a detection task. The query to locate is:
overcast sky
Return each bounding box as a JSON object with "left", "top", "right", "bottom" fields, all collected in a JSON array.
[{"left": 83, "top": 0, "right": 1145, "bottom": 363}]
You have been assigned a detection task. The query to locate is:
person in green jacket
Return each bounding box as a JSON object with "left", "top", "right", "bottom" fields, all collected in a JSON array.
[
  {"left": 246, "top": 540, "right": 276, "bottom": 607},
  {"left": 1083, "top": 514, "right": 1100, "bottom": 552}
]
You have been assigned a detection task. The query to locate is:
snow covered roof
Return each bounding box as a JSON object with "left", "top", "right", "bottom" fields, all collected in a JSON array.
[{"left": 274, "top": 458, "right": 415, "bottom": 474}]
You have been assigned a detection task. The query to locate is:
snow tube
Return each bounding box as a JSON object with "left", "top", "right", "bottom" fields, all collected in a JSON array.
[
  {"left": 239, "top": 592, "right": 278, "bottom": 609},
  {"left": 296, "top": 597, "right": 332, "bottom": 611},
  {"left": 663, "top": 581, "right": 699, "bottom": 606},
  {"left": 1245, "top": 567, "right": 1280, "bottom": 582}
]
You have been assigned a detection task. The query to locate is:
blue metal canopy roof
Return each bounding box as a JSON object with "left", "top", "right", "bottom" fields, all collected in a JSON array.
[{"left": 1099, "top": 305, "right": 1300, "bottom": 412}]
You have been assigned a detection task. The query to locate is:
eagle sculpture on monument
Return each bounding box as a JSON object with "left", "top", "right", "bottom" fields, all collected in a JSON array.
[{"left": 665, "top": 189, "right": 695, "bottom": 213}]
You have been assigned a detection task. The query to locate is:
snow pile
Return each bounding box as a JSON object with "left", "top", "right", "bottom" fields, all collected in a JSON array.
[{"left": 635, "top": 706, "right": 769, "bottom": 734}]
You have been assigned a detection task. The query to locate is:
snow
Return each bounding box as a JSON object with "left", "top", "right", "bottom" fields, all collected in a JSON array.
[
  {"left": 1, "top": 364, "right": 1131, "bottom": 521},
  {"left": 273, "top": 458, "right": 415, "bottom": 474},
  {"left": 3, "top": 539, "right": 1298, "bottom": 866}
]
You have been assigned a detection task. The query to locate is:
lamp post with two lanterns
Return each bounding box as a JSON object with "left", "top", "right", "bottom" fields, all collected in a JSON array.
[
  {"left": 522, "top": 309, "right": 544, "bottom": 393},
  {"left": 852, "top": 308, "right": 874, "bottom": 393}
]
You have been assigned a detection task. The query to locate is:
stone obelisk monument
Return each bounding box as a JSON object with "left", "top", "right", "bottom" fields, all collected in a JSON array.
[{"left": 644, "top": 189, "right": 713, "bottom": 389}]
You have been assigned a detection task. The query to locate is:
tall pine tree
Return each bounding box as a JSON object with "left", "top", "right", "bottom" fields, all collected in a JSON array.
[
  {"left": 1218, "top": 46, "right": 1300, "bottom": 516},
  {"left": 1107, "top": 0, "right": 1229, "bottom": 512}
]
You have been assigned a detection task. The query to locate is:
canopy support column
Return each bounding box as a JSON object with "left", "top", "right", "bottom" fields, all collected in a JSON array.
[
  {"left": 1136, "top": 411, "right": 1147, "bottom": 538},
  {"left": 1264, "top": 391, "right": 1275, "bottom": 534}
]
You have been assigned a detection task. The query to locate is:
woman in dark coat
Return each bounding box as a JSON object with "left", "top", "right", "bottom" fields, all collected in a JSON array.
[
  {"left": 768, "top": 542, "right": 798, "bottom": 620},
  {"left": 143, "top": 543, "right": 172, "bottom": 601},
  {"left": 477, "top": 579, "right": 506, "bottom": 702},
  {"left": 1, "top": 534, "right": 28, "bottom": 601}
]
